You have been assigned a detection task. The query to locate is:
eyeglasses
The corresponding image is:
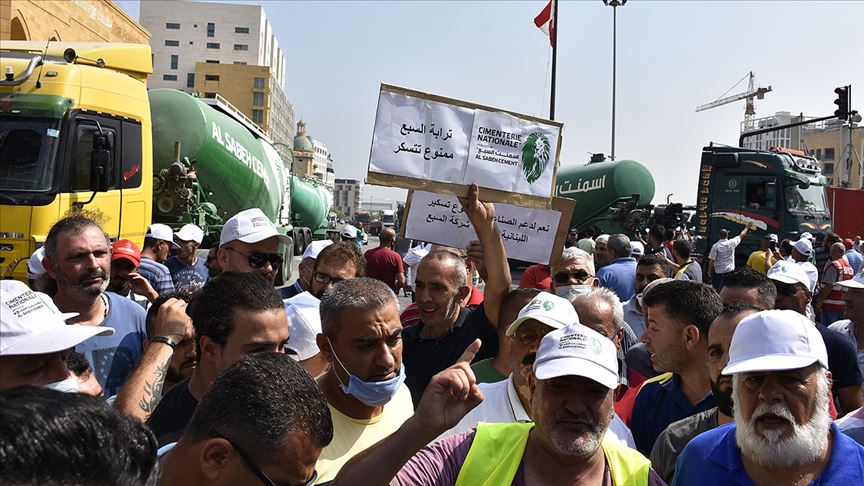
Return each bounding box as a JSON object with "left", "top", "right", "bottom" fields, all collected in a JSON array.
[
  {"left": 774, "top": 282, "right": 800, "bottom": 296},
  {"left": 553, "top": 271, "right": 594, "bottom": 284},
  {"left": 313, "top": 271, "right": 345, "bottom": 285},
  {"left": 217, "top": 434, "right": 318, "bottom": 486},
  {"left": 224, "top": 247, "right": 283, "bottom": 269}
]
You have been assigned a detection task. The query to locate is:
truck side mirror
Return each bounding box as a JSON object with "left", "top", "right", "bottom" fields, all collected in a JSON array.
[{"left": 90, "top": 134, "right": 112, "bottom": 192}]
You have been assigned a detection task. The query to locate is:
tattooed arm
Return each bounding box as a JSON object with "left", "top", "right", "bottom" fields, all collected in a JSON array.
[{"left": 114, "top": 299, "right": 193, "bottom": 421}]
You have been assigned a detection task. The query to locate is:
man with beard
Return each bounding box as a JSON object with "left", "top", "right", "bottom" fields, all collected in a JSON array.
[
  {"left": 594, "top": 234, "right": 612, "bottom": 269},
  {"left": 402, "top": 184, "right": 511, "bottom": 405},
  {"left": 280, "top": 239, "right": 331, "bottom": 299},
  {"left": 42, "top": 215, "right": 147, "bottom": 397},
  {"left": 442, "top": 292, "right": 635, "bottom": 447},
  {"left": 333, "top": 323, "right": 664, "bottom": 485},
  {"left": 469, "top": 288, "right": 539, "bottom": 384},
  {"left": 673, "top": 310, "right": 864, "bottom": 485},
  {"left": 308, "top": 241, "right": 365, "bottom": 298},
  {"left": 146, "top": 272, "right": 289, "bottom": 446},
  {"left": 632, "top": 280, "right": 722, "bottom": 455},
  {"left": 650, "top": 303, "right": 759, "bottom": 483},
  {"left": 106, "top": 239, "right": 157, "bottom": 309}
]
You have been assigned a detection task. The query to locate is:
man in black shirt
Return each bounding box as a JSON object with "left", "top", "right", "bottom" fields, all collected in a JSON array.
[
  {"left": 146, "top": 272, "right": 289, "bottom": 446},
  {"left": 402, "top": 185, "right": 511, "bottom": 404}
]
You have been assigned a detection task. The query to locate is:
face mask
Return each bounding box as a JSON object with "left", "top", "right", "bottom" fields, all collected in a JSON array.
[
  {"left": 327, "top": 338, "right": 405, "bottom": 407},
  {"left": 636, "top": 292, "right": 644, "bottom": 308},
  {"left": 554, "top": 284, "right": 593, "bottom": 301},
  {"left": 42, "top": 374, "right": 80, "bottom": 394}
]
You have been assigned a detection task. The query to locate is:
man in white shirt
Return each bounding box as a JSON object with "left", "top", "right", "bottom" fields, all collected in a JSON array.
[
  {"left": 708, "top": 224, "right": 751, "bottom": 290},
  {"left": 439, "top": 292, "right": 635, "bottom": 448}
]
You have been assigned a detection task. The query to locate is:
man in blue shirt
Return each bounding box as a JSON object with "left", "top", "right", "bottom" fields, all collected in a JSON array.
[
  {"left": 674, "top": 309, "right": 864, "bottom": 486},
  {"left": 139, "top": 223, "right": 178, "bottom": 296},
  {"left": 632, "top": 279, "right": 722, "bottom": 455},
  {"left": 596, "top": 234, "right": 637, "bottom": 302},
  {"left": 165, "top": 223, "right": 208, "bottom": 294}
]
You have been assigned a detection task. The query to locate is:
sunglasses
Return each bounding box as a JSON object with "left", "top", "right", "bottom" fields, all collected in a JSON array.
[
  {"left": 553, "top": 271, "right": 594, "bottom": 284},
  {"left": 775, "top": 282, "right": 800, "bottom": 296},
  {"left": 217, "top": 434, "right": 318, "bottom": 486},
  {"left": 313, "top": 272, "right": 345, "bottom": 285},
  {"left": 224, "top": 247, "right": 283, "bottom": 269}
]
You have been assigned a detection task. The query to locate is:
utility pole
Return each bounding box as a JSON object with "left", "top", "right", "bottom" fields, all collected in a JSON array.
[{"left": 603, "top": 0, "right": 626, "bottom": 160}]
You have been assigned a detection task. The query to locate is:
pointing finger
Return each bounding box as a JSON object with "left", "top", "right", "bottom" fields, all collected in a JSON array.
[{"left": 456, "top": 339, "right": 481, "bottom": 365}]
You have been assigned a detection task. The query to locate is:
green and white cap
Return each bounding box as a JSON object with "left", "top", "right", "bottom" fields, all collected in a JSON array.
[
  {"left": 533, "top": 323, "right": 619, "bottom": 389},
  {"left": 505, "top": 292, "right": 578, "bottom": 336}
]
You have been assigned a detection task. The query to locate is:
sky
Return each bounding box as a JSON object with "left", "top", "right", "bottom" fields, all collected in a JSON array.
[{"left": 116, "top": 0, "right": 863, "bottom": 205}]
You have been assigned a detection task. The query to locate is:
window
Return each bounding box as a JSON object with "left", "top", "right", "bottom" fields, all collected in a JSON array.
[
  {"left": 206, "top": 43, "right": 220, "bottom": 49},
  {"left": 815, "top": 148, "right": 822, "bottom": 160},
  {"left": 823, "top": 163, "right": 835, "bottom": 175},
  {"left": 824, "top": 148, "right": 835, "bottom": 160},
  {"left": 165, "top": 40, "right": 179, "bottom": 46},
  {"left": 204, "top": 92, "right": 216, "bottom": 99},
  {"left": 205, "top": 74, "right": 220, "bottom": 81},
  {"left": 205, "top": 60, "right": 219, "bottom": 64},
  {"left": 253, "top": 92, "right": 265, "bottom": 106},
  {"left": 233, "top": 44, "right": 248, "bottom": 51},
  {"left": 235, "top": 26, "right": 250, "bottom": 34},
  {"left": 170, "top": 55, "right": 178, "bottom": 70},
  {"left": 72, "top": 121, "right": 116, "bottom": 191},
  {"left": 162, "top": 74, "right": 177, "bottom": 81},
  {"left": 186, "top": 73, "right": 195, "bottom": 88},
  {"left": 207, "top": 22, "right": 215, "bottom": 37},
  {"left": 166, "top": 22, "right": 180, "bottom": 29},
  {"left": 233, "top": 61, "right": 247, "bottom": 65},
  {"left": 252, "top": 109, "right": 264, "bottom": 124},
  {"left": 254, "top": 77, "right": 265, "bottom": 89}
]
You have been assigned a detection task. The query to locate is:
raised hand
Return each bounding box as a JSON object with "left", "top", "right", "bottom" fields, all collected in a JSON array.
[
  {"left": 458, "top": 184, "right": 495, "bottom": 229},
  {"left": 413, "top": 339, "right": 484, "bottom": 436},
  {"left": 127, "top": 272, "right": 158, "bottom": 302},
  {"left": 154, "top": 298, "right": 193, "bottom": 343}
]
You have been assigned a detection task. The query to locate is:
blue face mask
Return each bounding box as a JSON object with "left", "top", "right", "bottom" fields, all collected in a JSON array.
[{"left": 328, "top": 338, "right": 405, "bottom": 407}]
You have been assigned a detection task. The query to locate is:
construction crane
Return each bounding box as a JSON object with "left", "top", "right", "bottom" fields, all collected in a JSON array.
[{"left": 696, "top": 71, "right": 772, "bottom": 131}]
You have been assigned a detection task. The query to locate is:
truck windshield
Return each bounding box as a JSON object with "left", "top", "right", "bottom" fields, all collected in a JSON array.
[
  {"left": 0, "top": 117, "right": 62, "bottom": 192},
  {"left": 786, "top": 183, "right": 828, "bottom": 214}
]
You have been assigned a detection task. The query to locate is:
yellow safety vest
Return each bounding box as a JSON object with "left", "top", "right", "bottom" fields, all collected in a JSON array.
[{"left": 454, "top": 422, "right": 651, "bottom": 486}]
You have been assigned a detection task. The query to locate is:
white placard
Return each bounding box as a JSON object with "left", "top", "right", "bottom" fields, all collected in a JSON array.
[
  {"left": 368, "top": 87, "right": 562, "bottom": 201},
  {"left": 404, "top": 191, "right": 564, "bottom": 265}
]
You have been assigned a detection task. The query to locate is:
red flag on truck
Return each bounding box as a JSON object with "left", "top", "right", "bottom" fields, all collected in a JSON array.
[{"left": 534, "top": 0, "right": 556, "bottom": 47}]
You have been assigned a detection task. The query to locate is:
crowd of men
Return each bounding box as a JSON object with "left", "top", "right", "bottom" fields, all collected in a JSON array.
[{"left": 2, "top": 193, "right": 864, "bottom": 485}]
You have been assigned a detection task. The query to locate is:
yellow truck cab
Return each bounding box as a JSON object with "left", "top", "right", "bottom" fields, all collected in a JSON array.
[{"left": 0, "top": 42, "right": 152, "bottom": 282}]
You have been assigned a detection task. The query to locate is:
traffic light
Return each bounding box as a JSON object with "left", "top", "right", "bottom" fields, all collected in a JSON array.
[{"left": 834, "top": 86, "right": 850, "bottom": 120}]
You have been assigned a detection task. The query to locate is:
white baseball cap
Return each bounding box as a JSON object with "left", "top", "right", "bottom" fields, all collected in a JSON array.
[
  {"left": 722, "top": 309, "right": 827, "bottom": 375},
  {"left": 837, "top": 268, "right": 864, "bottom": 289},
  {"left": 630, "top": 241, "right": 644, "bottom": 258},
  {"left": 1, "top": 280, "right": 114, "bottom": 356},
  {"left": 767, "top": 260, "right": 811, "bottom": 290},
  {"left": 146, "top": 224, "right": 180, "bottom": 249},
  {"left": 767, "top": 234, "right": 779, "bottom": 243},
  {"left": 793, "top": 238, "right": 813, "bottom": 256},
  {"left": 800, "top": 232, "right": 815, "bottom": 241},
  {"left": 27, "top": 247, "right": 45, "bottom": 280},
  {"left": 220, "top": 208, "right": 292, "bottom": 246},
  {"left": 302, "top": 240, "right": 333, "bottom": 261},
  {"left": 506, "top": 292, "right": 579, "bottom": 336},
  {"left": 175, "top": 223, "right": 204, "bottom": 244},
  {"left": 533, "top": 323, "right": 619, "bottom": 389},
  {"left": 340, "top": 224, "right": 358, "bottom": 239},
  {"left": 284, "top": 291, "right": 323, "bottom": 361}
]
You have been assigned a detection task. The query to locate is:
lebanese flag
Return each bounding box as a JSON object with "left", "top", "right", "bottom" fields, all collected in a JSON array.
[{"left": 534, "top": 0, "right": 556, "bottom": 47}]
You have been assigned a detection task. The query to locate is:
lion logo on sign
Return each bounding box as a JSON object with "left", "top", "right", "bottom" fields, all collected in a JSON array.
[{"left": 521, "top": 132, "right": 551, "bottom": 185}]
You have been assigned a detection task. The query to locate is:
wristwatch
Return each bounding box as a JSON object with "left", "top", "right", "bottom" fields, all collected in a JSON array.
[{"left": 152, "top": 336, "right": 179, "bottom": 350}]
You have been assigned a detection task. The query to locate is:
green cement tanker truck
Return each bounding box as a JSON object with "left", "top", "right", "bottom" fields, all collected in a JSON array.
[{"left": 149, "top": 89, "right": 337, "bottom": 277}]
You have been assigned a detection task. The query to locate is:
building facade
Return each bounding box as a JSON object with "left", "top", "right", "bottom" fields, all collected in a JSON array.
[
  {"left": 334, "top": 179, "right": 363, "bottom": 218},
  {"left": 294, "top": 120, "right": 335, "bottom": 190},
  {"left": 140, "top": 0, "right": 294, "bottom": 161},
  {"left": 1, "top": 0, "right": 149, "bottom": 43},
  {"left": 742, "top": 112, "right": 862, "bottom": 189}
]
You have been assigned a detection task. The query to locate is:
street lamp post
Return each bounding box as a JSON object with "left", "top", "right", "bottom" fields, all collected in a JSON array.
[
  {"left": 603, "top": 0, "right": 626, "bottom": 161},
  {"left": 271, "top": 142, "right": 294, "bottom": 173}
]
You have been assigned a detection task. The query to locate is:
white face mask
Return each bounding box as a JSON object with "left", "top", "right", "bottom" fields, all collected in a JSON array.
[
  {"left": 554, "top": 284, "right": 593, "bottom": 301},
  {"left": 42, "top": 374, "right": 80, "bottom": 394}
]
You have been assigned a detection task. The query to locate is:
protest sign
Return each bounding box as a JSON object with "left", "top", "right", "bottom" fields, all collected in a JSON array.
[
  {"left": 402, "top": 190, "right": 575, "bottom": 265},
  {"left": 368, "top": 84, "right": 564, "bottom": 207}
]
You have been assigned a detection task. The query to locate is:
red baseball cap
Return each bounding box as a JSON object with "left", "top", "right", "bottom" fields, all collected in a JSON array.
[
  {"left": 844, "top": 238, "right": 854, "bottom": 249},
  {"left": 112, "top": 239, "right": 141, "bottom": 266}
]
